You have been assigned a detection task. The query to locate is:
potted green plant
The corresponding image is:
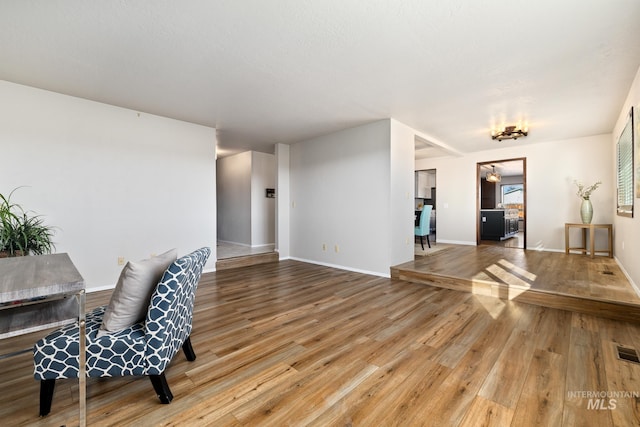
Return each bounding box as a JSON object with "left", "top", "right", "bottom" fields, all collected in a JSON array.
[{"left": 0, "top": 188, "right": 55, "bottom": 257}]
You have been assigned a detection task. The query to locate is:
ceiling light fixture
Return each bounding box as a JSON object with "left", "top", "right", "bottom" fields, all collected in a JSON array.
[
  {"left": 486, "top": 165, "right": 501, "bottom": 183},
  {"left": 491, "top": 123, "right": 529, "bottom": 141}
]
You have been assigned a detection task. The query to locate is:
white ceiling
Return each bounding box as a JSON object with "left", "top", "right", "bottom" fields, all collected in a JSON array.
[{"left": 2, "top": 1, "right": 640, "bottom": 158}]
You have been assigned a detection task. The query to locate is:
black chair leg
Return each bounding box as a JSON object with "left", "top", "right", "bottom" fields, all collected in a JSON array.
[
  {"left": 150, "top": 373, "right": 173, "bottom": 404},
  {"left": 182, "top": 336, "right": 196, "bottom": 361},
  {"left": 39, "top": 379, "right": 56, "bottom": 416},
  {"left": 419, "top": 235, "right": 424, "bottom": 250},
  {"left": 149, "top": 337, "right": 195, "bottom": 404},
  {"left": 426, "top": 235, "right": 431, "bottom": 248}
]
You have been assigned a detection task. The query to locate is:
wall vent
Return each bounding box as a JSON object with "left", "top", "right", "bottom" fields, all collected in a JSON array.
[
  {"left": 601, "top": 266, "right": 614, "bottom": 275},
  {"left": 617, "top": 345, "right": 640, "bottom": 364}
]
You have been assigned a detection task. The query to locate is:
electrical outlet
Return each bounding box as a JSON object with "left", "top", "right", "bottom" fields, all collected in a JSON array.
[
  {"left": 322, "top": 243, "right": 326, "bottom": 251},
  {"left": 117, "top": 256, "right": 125, "bottom": 266},
  {"left": 335, "top": 244, "right": 339, "bottom": 253}
]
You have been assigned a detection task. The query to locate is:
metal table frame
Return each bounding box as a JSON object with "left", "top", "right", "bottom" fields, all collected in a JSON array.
[{"left": 0, "top": 253, "right": 86, "bottom": 426}]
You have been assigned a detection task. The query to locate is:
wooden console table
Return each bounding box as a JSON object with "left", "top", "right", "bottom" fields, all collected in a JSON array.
[
  {"left": 564, "top": 223, "right": 613, "bottom": 258},
  {"left": 0, "top": 253, "right": 86, "bottom": 426}
]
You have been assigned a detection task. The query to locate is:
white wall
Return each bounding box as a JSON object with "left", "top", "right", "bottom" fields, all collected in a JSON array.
[
  {"left": 612, "top": 65, "right": 640, "bottom": 292},
  {"left": 0, "top": 81, "right": 217, "bottom": 290},
  {"left": 275, "top": 143, "right": 291, "bottom": 258},
  {"left": 250, "top": 151, "right": 276, "bottom": 246},
  {"left": 217, "top": 151, "right": 251, "bottom": 245},
  {"left": 289, "top": 119, "right": 414, "bottom": 277},
  {"left": 390, "top": 119, "right": 417, "bottom": 266},
  {"left": 416, "top": 134, "right": 613, "bottom": 251}
]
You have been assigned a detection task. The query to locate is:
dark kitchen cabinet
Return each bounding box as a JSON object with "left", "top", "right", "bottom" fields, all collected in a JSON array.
[
  {"left": 480, "top": 209, "right": 519, "bottom": 241},
  {"left": 481, "top": 178, "right": 496, "bottom": 209}
]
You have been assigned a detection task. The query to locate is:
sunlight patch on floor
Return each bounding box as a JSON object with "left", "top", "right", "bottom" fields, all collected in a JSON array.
[
  {"left": 485, "top": 264, "right": 532, "bottom": 289},
  {"left": 469, "top": 258, "right": 537, "bottom": 307},
  {"left": 473, "top": 293, "right": 507, "bottom": 319},
  {"left": 497, "top": 259, "right": 537, "bottom": 281}
]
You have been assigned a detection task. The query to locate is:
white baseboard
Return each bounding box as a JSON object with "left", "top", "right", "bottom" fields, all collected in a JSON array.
[
  {"left": 217, "top": 240, "right": 275, "bottom": 249},
  {"left": 87, "top": 283, "right": 116, "bottom": 293},
  {"left": 615, "top": 256, "right": 640, "bottom": 298},
  {"left": 217, "top": 239, "right": 250, "bottom": 247},
  {"left": 436, "top": 239, "right": 476, "bottom": 246},
  {"left": 288, "top": 257, "right": 390, "bottom": 279}
]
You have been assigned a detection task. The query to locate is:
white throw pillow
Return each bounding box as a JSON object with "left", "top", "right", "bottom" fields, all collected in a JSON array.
[{"left": 97, "top": 249, "right": 177, "bottom": 337}]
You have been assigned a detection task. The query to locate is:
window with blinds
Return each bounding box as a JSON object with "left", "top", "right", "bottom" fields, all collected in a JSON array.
[{"left": 617, "top": 107, "right": 634, "bottom": 217}]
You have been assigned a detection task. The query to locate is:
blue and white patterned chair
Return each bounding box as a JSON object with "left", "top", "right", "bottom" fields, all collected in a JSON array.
[{"left": 33, "top": 247, "right": 211, "bottom": 416}]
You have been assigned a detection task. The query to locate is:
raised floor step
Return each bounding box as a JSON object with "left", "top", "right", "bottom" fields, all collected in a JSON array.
[
  {"left": 391, "top": 245, "right": 640, "bottom": 323},
  {"left": 216, "top": 251, "right": 279, "bottom": 271}
]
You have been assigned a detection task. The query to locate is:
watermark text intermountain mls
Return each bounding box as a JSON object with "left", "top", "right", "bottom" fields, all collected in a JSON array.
[{"left": 567, "top": 390, "right": 640, "bottom": 410}]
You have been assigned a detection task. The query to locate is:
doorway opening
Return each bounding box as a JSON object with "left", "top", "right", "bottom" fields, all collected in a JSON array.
[
  {"left": 414, "top": 169, "right": 437, "bottom": 255},
  {"left": 216, "top": 151, "right": 277, "bottom": 263},
  {"left": 476, "top": 158, "right": 526, "bottom": 249}
]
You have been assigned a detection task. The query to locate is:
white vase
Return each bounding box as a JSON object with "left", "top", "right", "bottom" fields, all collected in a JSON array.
[{"left": 580, "top": 199, "right": 593, "bottom": 224}]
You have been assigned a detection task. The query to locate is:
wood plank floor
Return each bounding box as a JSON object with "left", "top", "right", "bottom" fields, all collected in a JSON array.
[
  {"left": 392, "top": 245, "right": 640, "bottom": 322},
  {"left": 3, "top": 260, "right": 640, "bottom": 426}
]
